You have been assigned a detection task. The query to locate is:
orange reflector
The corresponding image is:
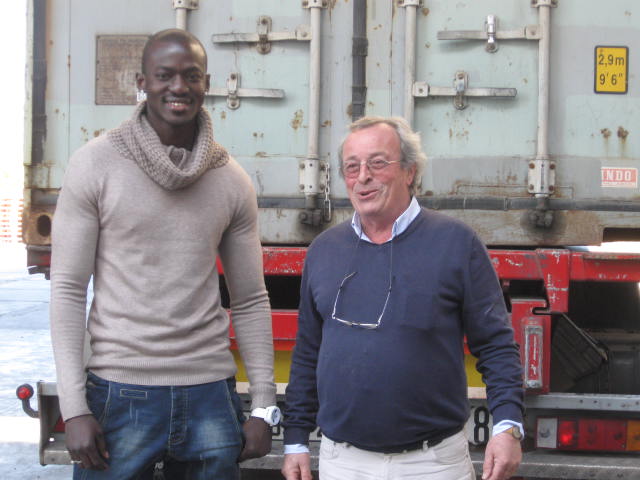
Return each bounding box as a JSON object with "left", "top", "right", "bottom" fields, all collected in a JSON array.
[{"left": 628, "top": 420, "right": 640, "bottom": 452}]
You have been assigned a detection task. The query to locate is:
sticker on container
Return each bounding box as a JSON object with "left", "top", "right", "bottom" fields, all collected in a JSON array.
[
  {"left": 594, "top": 46, "right": 628, "bottom": 94},
  {"left": 601, "top": 167, "right": 637, "bottom": 188}
]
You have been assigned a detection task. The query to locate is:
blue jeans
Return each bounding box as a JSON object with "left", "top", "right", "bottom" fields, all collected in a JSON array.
[{"left": 74, "top": 372, "right": 245, "bottom": 480}]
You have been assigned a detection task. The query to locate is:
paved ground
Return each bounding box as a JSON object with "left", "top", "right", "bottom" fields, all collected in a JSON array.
[{"left": 0, "top": 242, "right": 72, "bottom": 478}]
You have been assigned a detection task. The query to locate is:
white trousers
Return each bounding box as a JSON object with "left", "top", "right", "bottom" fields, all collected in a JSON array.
[{"left": 319, "top": 431, "right": 476, "bottom": 480}]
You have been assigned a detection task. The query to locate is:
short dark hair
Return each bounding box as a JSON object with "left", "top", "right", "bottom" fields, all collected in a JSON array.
[{"left": 141, "top": 29, "right": 208, "bottom": 74}]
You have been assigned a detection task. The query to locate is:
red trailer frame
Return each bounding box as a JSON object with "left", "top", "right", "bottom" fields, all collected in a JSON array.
[{"left": 228, "top": 247, "right": 640, "bottom": 394}]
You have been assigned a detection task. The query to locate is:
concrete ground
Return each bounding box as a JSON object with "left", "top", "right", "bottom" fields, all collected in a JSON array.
[{"left": 0, "top": 242, "right": 72, "bottom": 478}]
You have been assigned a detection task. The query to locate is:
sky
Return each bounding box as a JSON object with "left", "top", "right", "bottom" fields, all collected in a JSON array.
[{"left": 0, "top": 0, "right": 26, "bottom": 199}]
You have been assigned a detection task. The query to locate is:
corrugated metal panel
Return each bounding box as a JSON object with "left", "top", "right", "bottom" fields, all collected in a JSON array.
[{"left": 23, "top": 0, "right": 640, "bottom": 247}]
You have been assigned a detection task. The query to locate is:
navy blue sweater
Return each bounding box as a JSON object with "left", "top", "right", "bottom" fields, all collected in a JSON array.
[{"left": 283, "top": 209, "right": 524, "bottom": 451}]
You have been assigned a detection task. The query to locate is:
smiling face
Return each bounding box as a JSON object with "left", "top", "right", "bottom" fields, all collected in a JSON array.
[
  {"left": 342, "top": 123, "right": 416, "bottom": 230},
  {"left": 136, "top": 38, "right": 210, "bottom": 145}
]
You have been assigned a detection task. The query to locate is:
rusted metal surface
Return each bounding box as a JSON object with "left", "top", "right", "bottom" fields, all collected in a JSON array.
[
  {"left": 262, "top": 246, "right": 307, "bottom": 275},
  {"left": 255, "top": 246, "right": 640, "bottom": 311},
  {"left": 24, "top": 0, "right": 640, "bottom": 247},
  {"left": 95, "top": 35, "right": 147, "bottom": 105},
  {"left": 571, "top": 251, "right": 640, "bottom": 282},
  {"left": 217, "top": 247, "right": 307, "bottom": 276},
  {"left": 492, "top": 249, "right": 571, "bottom": 312},
  {"left": 22, "top": 205, "right": 54, "bottom": 246}
]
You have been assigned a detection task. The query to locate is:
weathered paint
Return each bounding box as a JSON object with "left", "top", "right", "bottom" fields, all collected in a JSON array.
[{"left": 23, "top": 0, "right": 640, "bottom": 247}]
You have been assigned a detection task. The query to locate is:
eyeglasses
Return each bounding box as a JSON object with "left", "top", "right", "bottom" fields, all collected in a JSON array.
[
  {"left": 331, "top": 272, "right": 393, "bottom": 329},
  {"left": 341, "top": 158, "right": 400, "bottom": 178},
  {"left": 331, "top": 240, "right": 394, "bottom": 329}
]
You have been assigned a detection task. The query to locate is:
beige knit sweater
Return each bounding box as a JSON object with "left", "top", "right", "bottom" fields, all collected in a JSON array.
[{"left": 51, "top": 109, "right": 275, "bottom": 421}]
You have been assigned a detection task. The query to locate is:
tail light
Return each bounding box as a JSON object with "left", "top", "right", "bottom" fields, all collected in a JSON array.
[
  {"left": 537, "top": 417, "right": 640, "bottom": 452},
  {"left": 53, "top": 416, "right": 66, "bottom": 433}
]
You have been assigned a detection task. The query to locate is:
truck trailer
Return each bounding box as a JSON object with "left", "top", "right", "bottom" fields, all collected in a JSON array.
[{"left": 17, "top": 0, "right": 640, "bottom": 478}]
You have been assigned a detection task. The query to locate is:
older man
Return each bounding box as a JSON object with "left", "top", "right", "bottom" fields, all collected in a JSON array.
[
  {"left": 51, "top": 29, "right": 278, "bottom": 479},
  {"left": 282, "top": 117, "right": 524, "bottom": 480}
]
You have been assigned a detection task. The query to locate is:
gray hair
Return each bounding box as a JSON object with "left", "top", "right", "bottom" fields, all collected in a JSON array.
[{"left": 337, "top": 116, "right": 427, "bottom": 195}]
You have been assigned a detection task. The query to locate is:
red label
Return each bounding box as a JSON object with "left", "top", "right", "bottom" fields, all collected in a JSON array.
[{"left": 601, "top": 167, "right": 638, "bottom": 188}]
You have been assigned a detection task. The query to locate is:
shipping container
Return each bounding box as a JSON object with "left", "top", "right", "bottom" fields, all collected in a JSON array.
[{"left": 18, "top": 0, "right": 640, "bottom": 478}]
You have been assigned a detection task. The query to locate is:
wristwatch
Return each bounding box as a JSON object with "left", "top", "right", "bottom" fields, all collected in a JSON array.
[
  {"left": 251, "top": 406, "right": 282, "bottom": 426},
  {"left": 504, "top": 426, "right": 523, "bottom": 441}
]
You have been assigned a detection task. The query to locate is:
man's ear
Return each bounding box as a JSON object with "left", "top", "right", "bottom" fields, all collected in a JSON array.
[
  {"left": 135, "top": 72, "right": 145, "bottom": 91},
  {"left": 205, "top": 74, "right": 211, "bottom": 92},
  {"left": 406, "top": 163, "right": 417, "bottom": 187}
]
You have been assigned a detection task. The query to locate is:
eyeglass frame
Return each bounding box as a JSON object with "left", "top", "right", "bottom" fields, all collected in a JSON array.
[
  {"left": 330, "top": 238, "right": 394, "bottom": 329},
  {"left": 341, "top": 158, "right": 401, "bottom": 178}
]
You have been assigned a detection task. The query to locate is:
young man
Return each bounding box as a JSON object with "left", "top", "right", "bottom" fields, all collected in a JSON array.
[
  {"left": 50, "top": 29, "right": 278, "bottom": 479},
  {"left": 282, "top": 117, "right": 524, "bottom": 480}
]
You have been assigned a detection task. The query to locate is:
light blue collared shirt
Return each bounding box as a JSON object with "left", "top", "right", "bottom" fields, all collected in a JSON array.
[{"left": 350, "top": 196, "right": 421, "bottom": 243}]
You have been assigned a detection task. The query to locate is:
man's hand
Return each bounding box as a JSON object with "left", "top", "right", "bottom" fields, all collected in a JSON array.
[
  {"left": 65, "top": 414, "right": 109, "bottom": 470},
  {"left": 238, "top": 416, "right": 272, "bottom": 461},
  {"left": 282, "top": 452, "right": 313, "bottom": 480},
  {"left": 481, "top": 431, "right": 522, "bottom": 480}
]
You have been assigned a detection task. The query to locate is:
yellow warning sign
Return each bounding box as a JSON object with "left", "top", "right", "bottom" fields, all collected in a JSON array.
[{"left": 595, "top": 46, "right": 628, "bottom": 94}]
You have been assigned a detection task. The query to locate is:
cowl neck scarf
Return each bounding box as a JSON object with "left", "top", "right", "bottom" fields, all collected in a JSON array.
[{"left": 108, "top": 101, "right": 229, "bottom": 190}]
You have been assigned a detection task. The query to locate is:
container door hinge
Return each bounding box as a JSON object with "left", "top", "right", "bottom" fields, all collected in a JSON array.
[
  {"left": 302, "top": 0, "right": 328, "bottom": 9},
  {"left": 298, "top": 161, "right": 330, "bottom": 226},
  {"left": 206, "top": 72, "right": 284, "bottom": 110},
  {"left": 531, "top": 0, "right": 558, "bottom": 8},
  {"left": 212, "top": 16, "right": 312, "bottom": 54},
  {"left": 321, "top": 162, "right": 332, "bottom": 223},
  {"left": 172, "top": 0, "right": 198, "bottom": 10},
  {"left": 527, "top": 158, "right": 556, "bottom": 196},
  {"left": 527, "top": 158, "right": 556, "bottom": 228},
  {"left": 413, "top": 71, "right": 516, "bottom": 110},
  {"left": 397, "top": 0, "right": 423, "bottom": 7},
  {"left": 438, "top": 15, "right": 541, "bottom": 53}
]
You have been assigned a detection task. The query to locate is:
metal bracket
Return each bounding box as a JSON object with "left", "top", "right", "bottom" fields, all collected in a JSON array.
[
  {"left": 302, "top": 0, "right": 327, "bottom": 8},
  {"left": 212, "top": 16, "right": 311, "bottom": 54},
  {"left": 397, "top": 0, "right": 422, "bottom": 7},
  {"left": 438, "top": 15, "right": 541, "bottom": 51},
  {"left": 257, "top": 16, "right": 272, "bottom": 54},
  {"left": 413, "top": 71, "right": 517, "bottom": 110},
  {"left": 527, "top": 158, "right": 556, "bottom": 195},
  {"left": 531, "top": 0, "right": 558, "bottom": 7},
  {"left": 207, "top": 73, "right": 285, "bottom": 110},
  {"left": 485, "top": 14, "right": 498, "bottom": 52},
  {"left": 172, "top": 0, "right": 198, "bottom": 9}
]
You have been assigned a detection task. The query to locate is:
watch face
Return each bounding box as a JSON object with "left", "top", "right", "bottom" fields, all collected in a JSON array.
[{"left": 267, "top": 406, "right": 282, "bottom": 425}]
